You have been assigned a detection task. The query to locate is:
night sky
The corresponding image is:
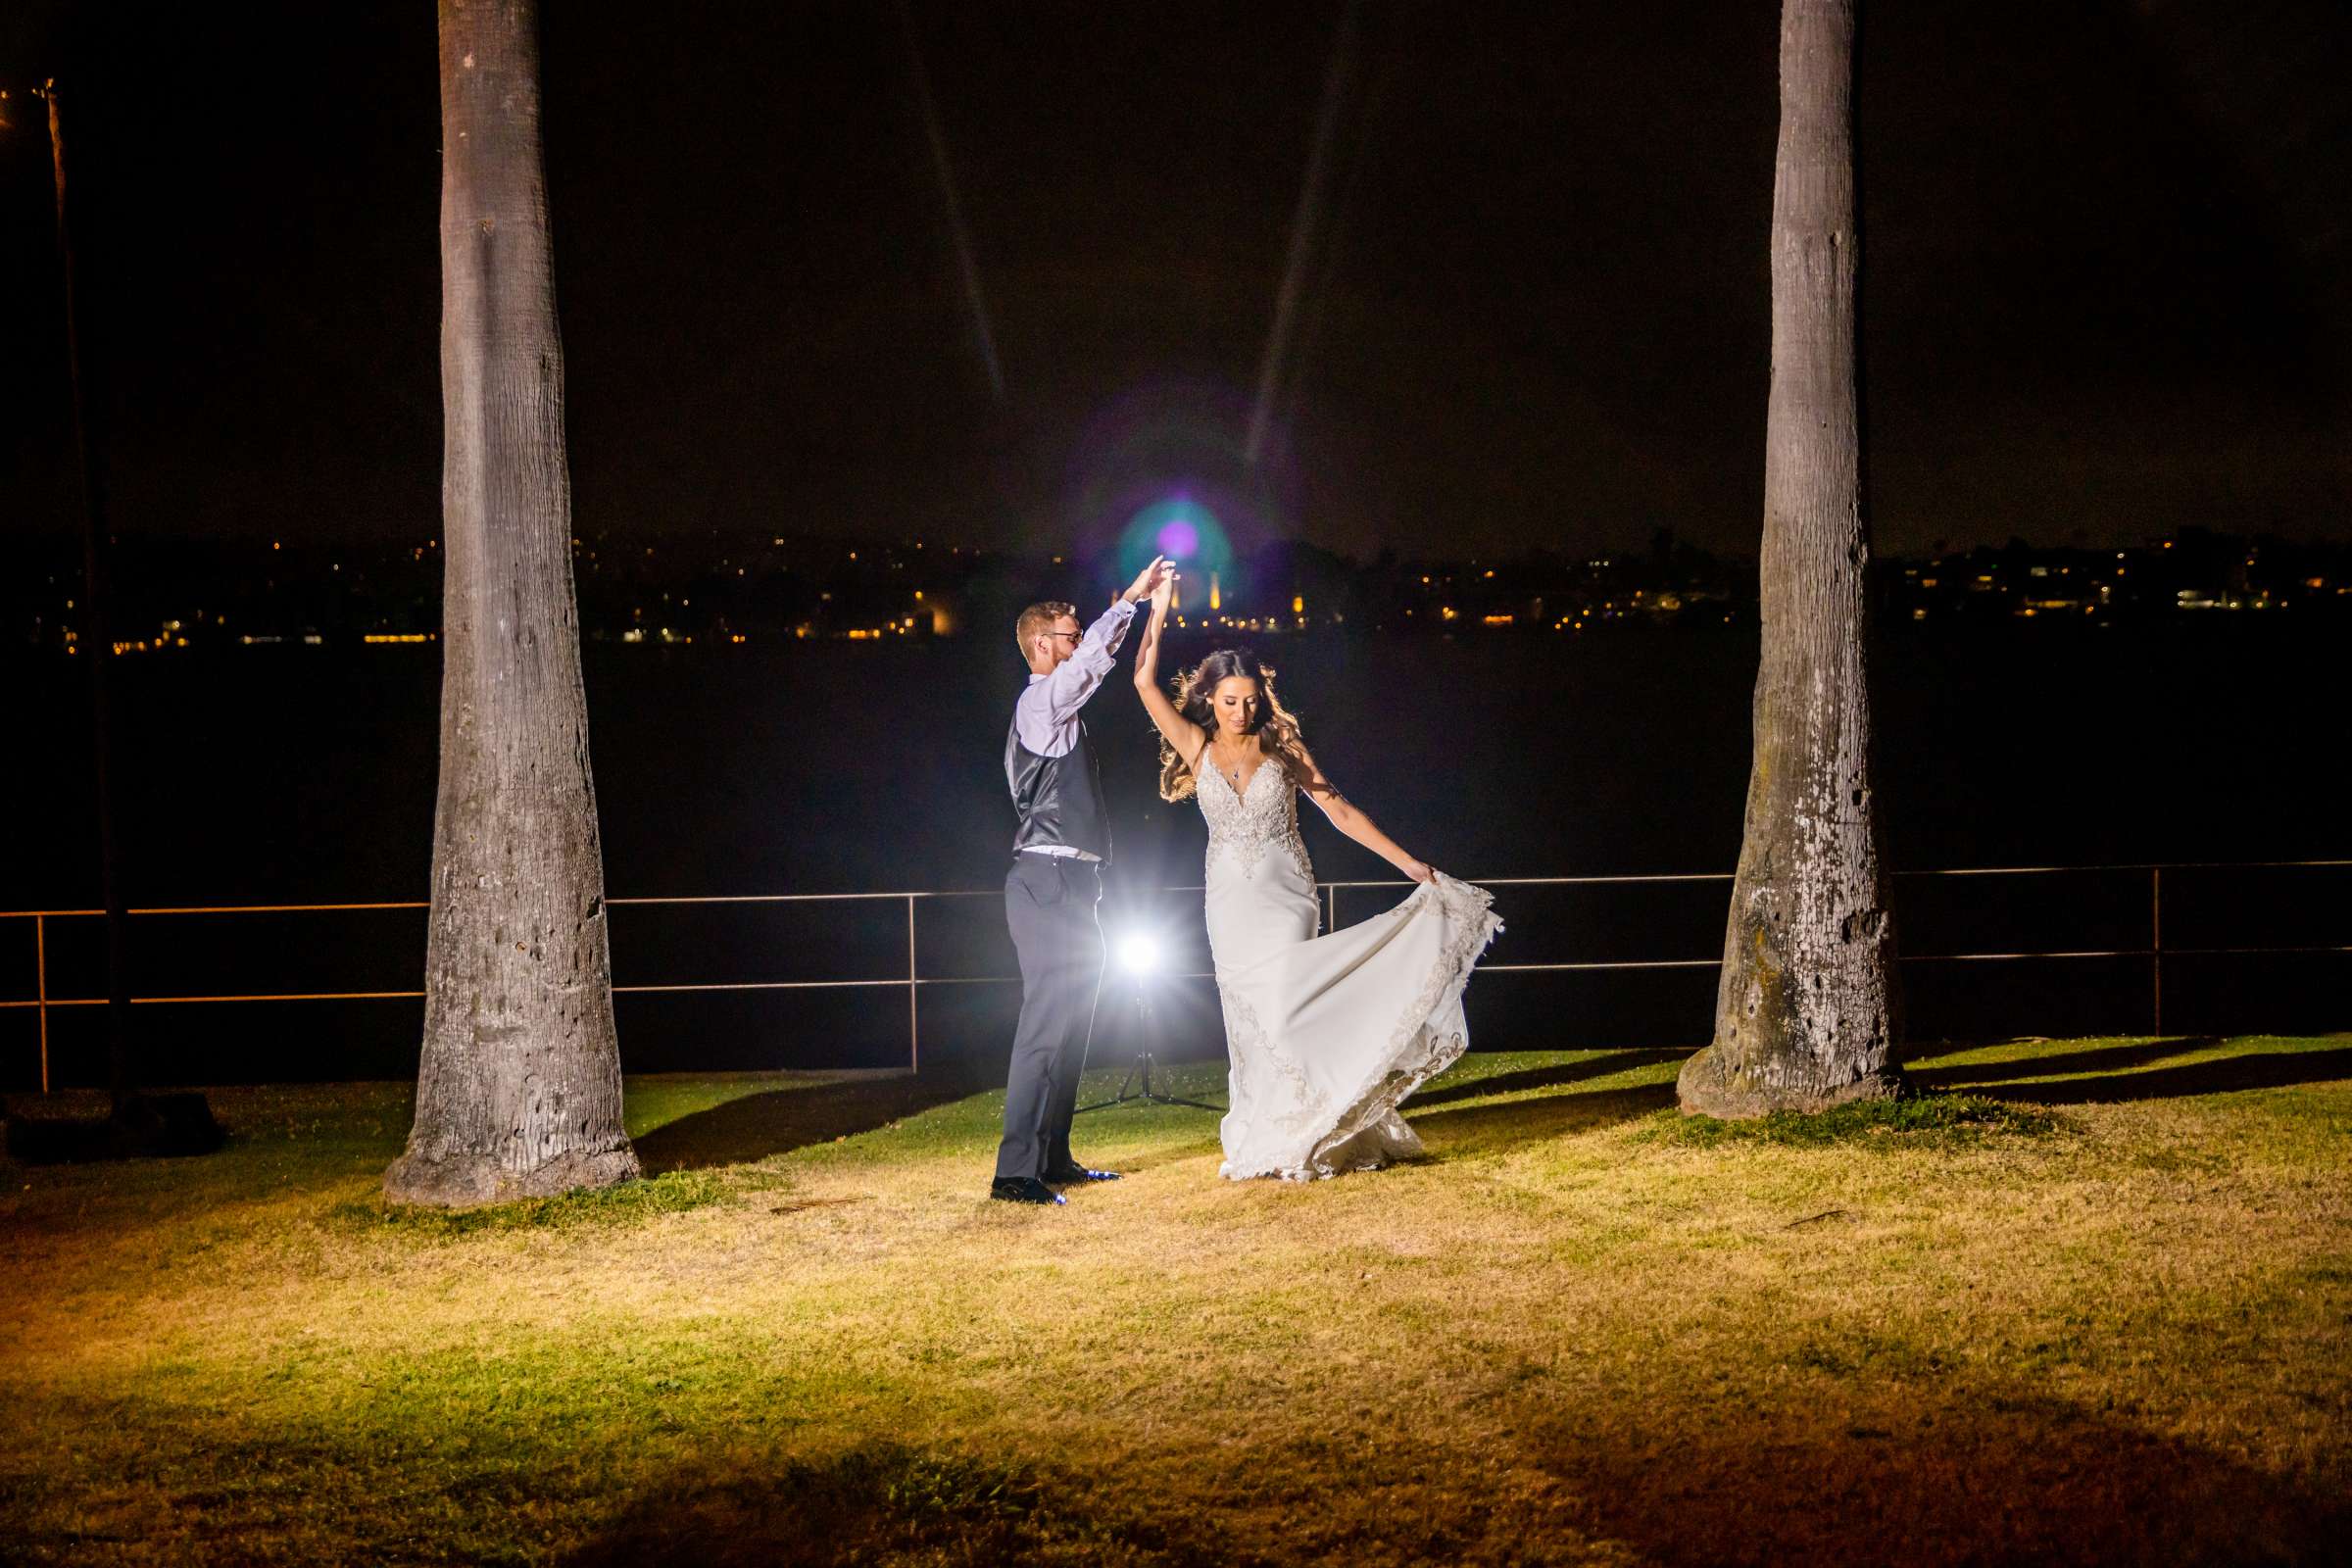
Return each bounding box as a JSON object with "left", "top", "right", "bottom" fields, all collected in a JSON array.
[{"left": 4, "top": 0, "right": 2348, "bottom": 562}]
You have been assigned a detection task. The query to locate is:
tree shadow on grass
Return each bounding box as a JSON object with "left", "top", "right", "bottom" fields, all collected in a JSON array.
[
  {"left": 1398, "top": 1039, "right": 2351, "bottom": 1152},
  {"left": 1524, "top": 1388, "right": 2345, "bottom": 1567},
  {"left": 558, "top": 1393, "right": 2344, "bottom": 1567},
  {"left": 1410, "top": 1080, "right": 1679, "bottom": 1153},
  {"left": 1949, "top": 1047, "right": 2352, "bottom": 1106},
  {"left": 561, "top": 1441, "right": 1236, "bottom": 1568},
  {"left": 1413, "top": 1049, "right": 1690, "bottom": 1108},
  {"left": 632, "top": 1066, "right": 997, "bottom": 1175},
  {"left": 1906, "top": 1036, "right": 2224, "bottom": 1089},
  {"left": 1, "top": 1091, "right": 226, "bottom": 1164}
]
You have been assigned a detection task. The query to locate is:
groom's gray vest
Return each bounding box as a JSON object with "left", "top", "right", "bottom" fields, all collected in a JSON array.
[{"left": 1005, "top": 718, "right": 1111, "bottom": 862}]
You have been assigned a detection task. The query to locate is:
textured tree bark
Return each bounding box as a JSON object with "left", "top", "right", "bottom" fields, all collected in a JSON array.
[
  {"left": 385, "top": 0, "right": 639, "bottom": 1204},
  {"left": 1679, "top": 0, "right": 1902, "bottom": 1118}
]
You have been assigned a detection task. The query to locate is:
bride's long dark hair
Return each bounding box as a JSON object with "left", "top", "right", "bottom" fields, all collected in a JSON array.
[{"left": 1157, "top": 648, "right": 1323, "bottom": 804}]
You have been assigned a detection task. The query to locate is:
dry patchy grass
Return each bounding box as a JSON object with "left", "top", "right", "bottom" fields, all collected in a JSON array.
[{"left": 2, "top": 1035, "right": 2348, "bottom": 1566}]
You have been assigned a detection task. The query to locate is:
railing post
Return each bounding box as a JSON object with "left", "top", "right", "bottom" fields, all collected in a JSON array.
[
  {"left": 2150, "top": 865, "right": 2163, "bottom": 1037},
  {"left": 35, "top": 913, "right": 50, "bottom": 1096},
  {"left": 1324, "top": 883, "right": 1337, "bottom": 934},
  {"left": 906, "top": 895, "right": 919, "bottom": 1074}
]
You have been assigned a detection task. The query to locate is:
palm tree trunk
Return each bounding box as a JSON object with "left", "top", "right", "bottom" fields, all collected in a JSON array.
[
  {"left": 1678, "top": 0, "right": 1901, "bottom": 1118},
  {"left": 44, "top": 86, "right": 132, "bottom": 1108},
  {"left": 386, "top": 0, "right": 639, "bottom": 1204}
]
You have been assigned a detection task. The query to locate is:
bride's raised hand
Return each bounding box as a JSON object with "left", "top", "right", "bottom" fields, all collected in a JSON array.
[
  {"left": 1151, "top": 568, "right": 1178, "bottom": 614},
  {"left": 1122, "top": 555, "right": 1167, "bottom": 605}
]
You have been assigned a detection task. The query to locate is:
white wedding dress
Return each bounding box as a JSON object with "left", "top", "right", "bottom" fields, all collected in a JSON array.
[{"left": 1196, "top": 758, "right": 1501, "bottom": 1181}]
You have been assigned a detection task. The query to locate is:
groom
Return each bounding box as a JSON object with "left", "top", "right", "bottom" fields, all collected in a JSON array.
[{"left": 990, "top": 554, "right": 1170, "bottom": 1205}]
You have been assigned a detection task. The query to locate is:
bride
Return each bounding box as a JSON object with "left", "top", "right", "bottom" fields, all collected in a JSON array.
[{"left": 1131, "top": 569, "right": 1501, "bottom": 1180}]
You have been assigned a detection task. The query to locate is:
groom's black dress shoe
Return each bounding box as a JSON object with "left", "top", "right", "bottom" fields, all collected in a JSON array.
[
  {"left": 989, "top": 1177, "right": 1066, "bottom": 1206},
  {"left": 1042, "top": 1164, "right": 1122, "bottom": 1184}
]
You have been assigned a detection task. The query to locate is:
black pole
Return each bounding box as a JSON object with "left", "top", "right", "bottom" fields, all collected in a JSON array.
[{"left": 45, "top": 83, "right": 134, "bottom": 1111}]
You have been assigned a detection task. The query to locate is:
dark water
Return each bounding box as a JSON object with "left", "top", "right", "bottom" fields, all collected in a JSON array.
[{"left": 5, "top": 620, "right": 2345, "bottom": 1088}]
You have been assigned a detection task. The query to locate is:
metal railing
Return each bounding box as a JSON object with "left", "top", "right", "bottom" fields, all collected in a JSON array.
[{"left": 5, "top": 859, "right": 2348, "bottom": 1094}]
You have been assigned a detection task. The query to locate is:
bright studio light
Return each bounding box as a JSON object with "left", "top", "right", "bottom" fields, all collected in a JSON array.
[{"left": 1117, "top": 932, "right": 1161, "bottom": 976}]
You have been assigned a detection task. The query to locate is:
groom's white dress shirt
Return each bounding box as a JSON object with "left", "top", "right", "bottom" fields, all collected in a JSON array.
[{"left": 1015, "top": 597, "right": 1136, "bottom": 861}]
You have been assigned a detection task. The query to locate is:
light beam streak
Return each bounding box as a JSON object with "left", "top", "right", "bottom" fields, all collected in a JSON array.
[
  {"left": 1278, "top": 24, "right": 1396, "bottom": 441},
  {"left": 1245, "top": 3, "right": 1357, "bottom": 466},
  {"left": 900, "top": 3, "right": 1004, "bottom": 403}
]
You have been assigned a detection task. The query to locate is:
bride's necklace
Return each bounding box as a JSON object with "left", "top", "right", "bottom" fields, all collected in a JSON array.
[{"left": 1210, "top": 740, "right": 1256, "bottom": 789}]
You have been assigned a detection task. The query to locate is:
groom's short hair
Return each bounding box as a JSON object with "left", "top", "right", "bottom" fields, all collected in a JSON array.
[{"left": 1015, "top": 601, "right": 1077, "bottom": 660}]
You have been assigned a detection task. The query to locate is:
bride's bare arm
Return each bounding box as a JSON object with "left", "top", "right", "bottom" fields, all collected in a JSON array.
[
  {"left": 1132, "top": 572, "right": 1205, "bottom": 766},
  {"left": 1294, "top": 743, "right": 1432, "bottom": 884}
]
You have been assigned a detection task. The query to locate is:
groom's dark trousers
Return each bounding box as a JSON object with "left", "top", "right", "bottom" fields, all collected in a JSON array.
[{"left": 994, "top": 854, "right": 1104, "bottom": 1180}]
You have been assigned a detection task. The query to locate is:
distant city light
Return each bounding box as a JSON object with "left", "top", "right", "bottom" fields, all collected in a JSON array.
[{"left": 17, "top": 522, "right": 2339, "bottom": 656}]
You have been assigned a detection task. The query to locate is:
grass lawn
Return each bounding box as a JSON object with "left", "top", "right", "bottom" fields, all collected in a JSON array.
[{"left": 3, "top": 1034, "right": 2348, "bottom": 1566}]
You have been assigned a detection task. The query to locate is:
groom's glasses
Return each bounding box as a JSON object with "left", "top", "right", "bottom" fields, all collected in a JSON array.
[{"left": 1045, "top": 630, "right": 1080, "bottom": 642}]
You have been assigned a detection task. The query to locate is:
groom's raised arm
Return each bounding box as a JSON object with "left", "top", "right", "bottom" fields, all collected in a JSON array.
[{"left": 1034, "top": 598, "right": 1138, "bottom": 726}]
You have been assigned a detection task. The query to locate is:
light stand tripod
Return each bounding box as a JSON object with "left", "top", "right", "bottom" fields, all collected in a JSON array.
[{"left": 1076, "top": 973, "right": 1221, "bottom": 1114}]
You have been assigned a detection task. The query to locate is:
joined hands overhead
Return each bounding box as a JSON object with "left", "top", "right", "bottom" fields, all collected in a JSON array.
[{"left": 1122, "top": 555, "right": 1174, "bottom": 606}]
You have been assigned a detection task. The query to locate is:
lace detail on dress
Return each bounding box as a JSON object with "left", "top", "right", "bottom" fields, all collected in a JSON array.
[
  {"left": 1220, "top": 986, "right": 1325, "bottom": 1137},
  {"left": 1216, "top": 873, "right": 1504, "bottom": 1184},
  {"left": 1297, "top": 873, "right": 1502, "bottom": 1178},
  {"left": 1198, "top": 760, "right": 1313, "bottom": 883}
]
